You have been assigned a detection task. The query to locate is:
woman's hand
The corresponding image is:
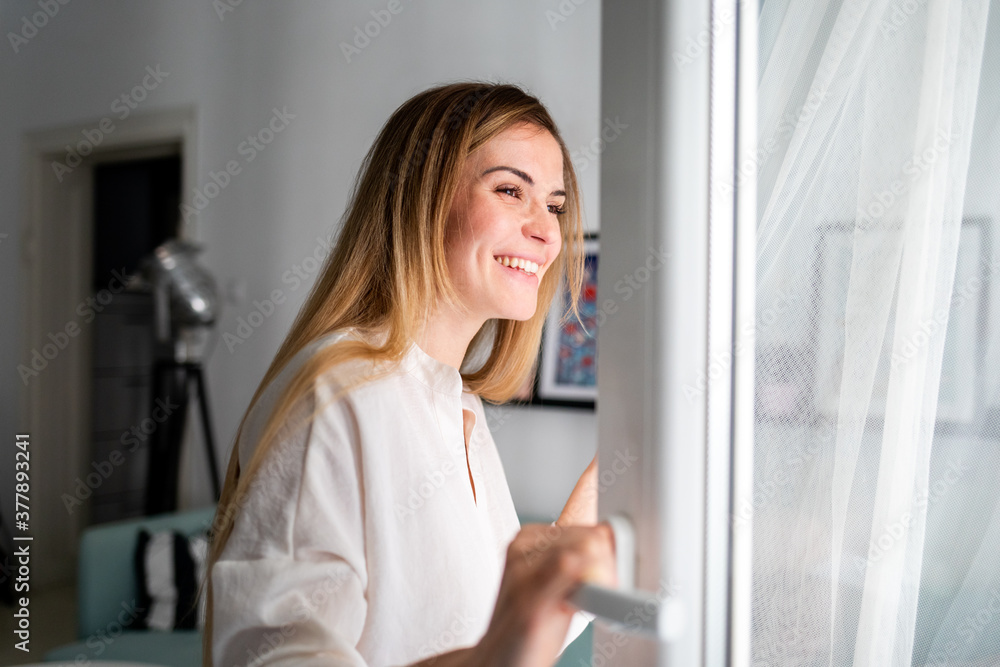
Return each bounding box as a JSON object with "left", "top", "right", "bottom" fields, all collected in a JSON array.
[
  {"left": 555, "top": 454, "right": 598, "bottom": 527},
  {"left": 415, "top": 459, "right": 609, "bottom": 667},
  {"left": 473, "top": 522, "right": 617, "bottom": 667}
]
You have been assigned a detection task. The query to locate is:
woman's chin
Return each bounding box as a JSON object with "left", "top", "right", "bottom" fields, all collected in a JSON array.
[{"left": 498, "top": 305, "right": 538, "bottom": 322}]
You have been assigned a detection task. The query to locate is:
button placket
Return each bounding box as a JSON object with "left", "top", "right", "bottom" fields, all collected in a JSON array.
[
  {"left": 462, "top": 406, "right": 479, "bottom": 506},
  {"left": 465, "top": 403, "right": 491, "bottom": 512}
]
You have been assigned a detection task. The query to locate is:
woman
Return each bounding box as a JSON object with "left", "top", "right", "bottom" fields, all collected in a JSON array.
[{"left": 204, "top": 82, "right": 617, "bottom": 666}]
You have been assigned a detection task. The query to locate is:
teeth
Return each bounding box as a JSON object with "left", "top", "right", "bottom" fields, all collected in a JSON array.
[{"left": 495, "top": 256, "right": 539, "bottom": 275}]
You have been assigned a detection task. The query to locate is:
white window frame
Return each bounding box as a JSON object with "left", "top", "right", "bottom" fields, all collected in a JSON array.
[{"left": 568, "top": 1, "right": 756, "bottom": 664}]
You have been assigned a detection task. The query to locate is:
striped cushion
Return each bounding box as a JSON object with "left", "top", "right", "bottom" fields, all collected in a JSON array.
[{"left": 134, "top": 529, "right": 208, "bottom": 630}]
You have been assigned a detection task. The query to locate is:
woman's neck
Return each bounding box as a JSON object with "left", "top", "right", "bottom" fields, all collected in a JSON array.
[{"left": 412, "top": 304, "right": 485, "bottom": 370}]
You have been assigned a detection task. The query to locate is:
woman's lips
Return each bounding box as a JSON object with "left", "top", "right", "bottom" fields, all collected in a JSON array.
[
  {"left": 493, "top": 255, "right": 540, "bottom": 275},
  {"left": 496, "top": 260, "right": 540, "bottom": 284}
]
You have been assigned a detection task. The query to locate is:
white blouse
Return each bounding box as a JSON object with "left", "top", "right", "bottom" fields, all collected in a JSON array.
[{"left": 210, "top": 329, "right": 592, "bottom": 666}]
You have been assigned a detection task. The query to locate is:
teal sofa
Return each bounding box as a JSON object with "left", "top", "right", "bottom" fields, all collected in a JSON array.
[
  {"left": 45, "top": 508, "right": 591, "bottom": 666},
  {"left": 45, "top": 506, "right": 217, "bottom": 665},
  {"left": 556, "top": 619, "right": 595, "bottom": 666}
]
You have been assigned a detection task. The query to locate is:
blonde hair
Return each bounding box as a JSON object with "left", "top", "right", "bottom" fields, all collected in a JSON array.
[{"left": 201, "top": 81, "right": 584, "bottom": 665}]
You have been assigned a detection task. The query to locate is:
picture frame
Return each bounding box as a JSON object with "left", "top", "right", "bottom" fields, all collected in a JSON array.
[
  {"left": 530, "top": 234, "right": 599, "bottom": 409},
  {"left": 812, "top": 218, "right": 990, "bottom": 425}
]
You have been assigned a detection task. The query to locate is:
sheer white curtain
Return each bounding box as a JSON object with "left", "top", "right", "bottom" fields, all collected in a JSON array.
[{"left": 750, "top": 1, "right": 994, "bottom": 665}]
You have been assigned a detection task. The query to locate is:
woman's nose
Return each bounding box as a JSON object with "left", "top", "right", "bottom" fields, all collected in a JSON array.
[{"left": 524, "top": 206, "right": 560, "bottom": 246}]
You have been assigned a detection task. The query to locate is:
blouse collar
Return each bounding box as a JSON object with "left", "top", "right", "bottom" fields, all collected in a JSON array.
[
  {"left": 402, "top": 339, "right": 465, "bottom": 398},
  {"left": 335, "top": 327, "right": 466, "bottom": 398}
]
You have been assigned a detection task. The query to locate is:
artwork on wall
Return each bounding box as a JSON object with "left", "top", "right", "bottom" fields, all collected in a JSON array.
[
  {"left": 812, "top": 218, "right": 990, "bottom": 425},
  {"left": 531, "top": 235, "right": 599, "bottom": 409}
]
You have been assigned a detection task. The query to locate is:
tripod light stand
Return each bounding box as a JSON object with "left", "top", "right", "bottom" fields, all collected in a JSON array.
[{"left": 143, "top": 240, "right": 222, "bottom": 515}]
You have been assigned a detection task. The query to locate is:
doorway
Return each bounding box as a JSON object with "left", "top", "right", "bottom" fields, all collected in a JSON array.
[
  {"left": 20, "top": 108, "right": 196, "bottom": 586},
  {"left": 88, "top": 154, "right": 181, "bottom": 525}
]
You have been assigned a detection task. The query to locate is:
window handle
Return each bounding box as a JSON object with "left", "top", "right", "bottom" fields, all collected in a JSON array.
[{"left": 568, "top": 513, "right": 684, "bottom": 641}]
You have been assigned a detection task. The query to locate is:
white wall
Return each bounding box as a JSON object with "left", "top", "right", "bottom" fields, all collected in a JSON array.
[
  {"left": 0, "top": 0, "right": 602, "bottom": 563},
  {"left": 963, "top": 4, "right": 1000, "bottom": 408}
]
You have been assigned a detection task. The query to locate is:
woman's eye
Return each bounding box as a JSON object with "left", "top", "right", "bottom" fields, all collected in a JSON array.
[
  {"left": 548, "top": 203, "right": 566, "bottom": 215},
  {"left": 497, "top": 185, "right": 522, "bottom": 198}
]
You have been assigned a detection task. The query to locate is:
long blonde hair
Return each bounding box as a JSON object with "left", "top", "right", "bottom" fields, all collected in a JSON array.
[{"left": 201, "top": 81, "right": 584, "bottom": 664}]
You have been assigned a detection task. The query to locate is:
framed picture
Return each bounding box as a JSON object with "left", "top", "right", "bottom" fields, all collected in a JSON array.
[
  {"left": 812, "top": 218, "right": 989, "bottom": 424},
  {"left": 532, "top": 235, "right": 599, "bottom": 409}
]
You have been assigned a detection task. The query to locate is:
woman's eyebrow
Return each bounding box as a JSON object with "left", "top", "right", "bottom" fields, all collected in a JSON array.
[{"left": 481, "top": 165, "right": 566, "bottom": 197}]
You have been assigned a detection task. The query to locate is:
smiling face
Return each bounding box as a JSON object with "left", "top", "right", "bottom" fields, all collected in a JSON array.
[{"left": 443, "top": 122, "right": 566, "bottom": 325}]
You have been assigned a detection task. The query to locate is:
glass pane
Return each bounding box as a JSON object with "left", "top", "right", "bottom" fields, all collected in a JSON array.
[{"left": 751, "top": 1, "right": 999, "bottom": 664}]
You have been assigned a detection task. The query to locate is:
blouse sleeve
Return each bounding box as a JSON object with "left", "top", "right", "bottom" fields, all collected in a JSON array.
[{"left": 210, "top": 386, "right": 371, "bottom": 666}]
